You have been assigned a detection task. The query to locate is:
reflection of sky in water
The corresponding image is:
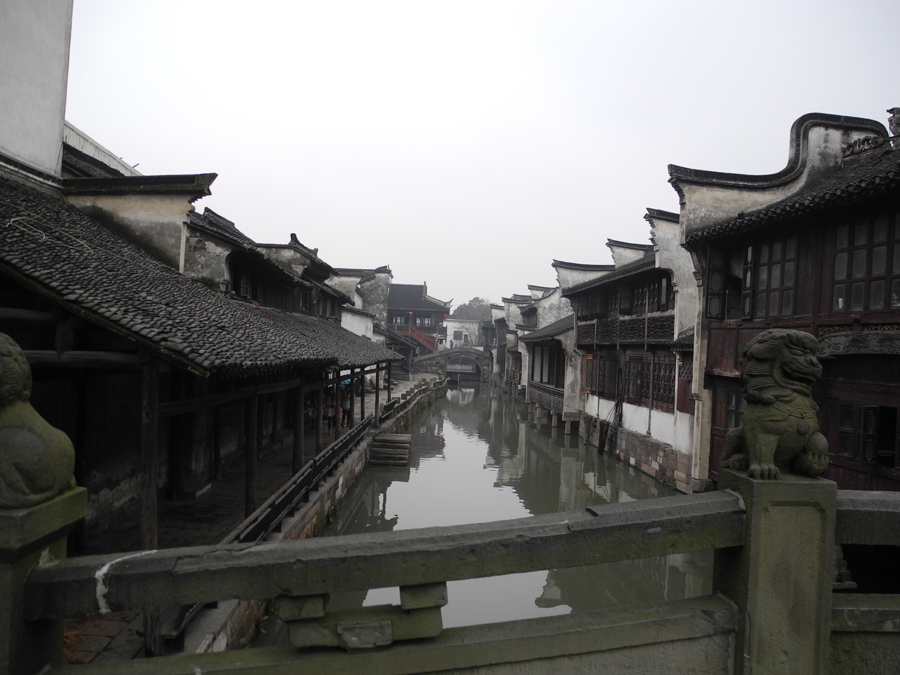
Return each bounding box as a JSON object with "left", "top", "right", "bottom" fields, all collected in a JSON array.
[
  {"left": 379, "top": 422, "right": 527, "bottom": 530},
  {"left": 323, "top": 387, "right": 712, "bottom": 628},
  {"left": 361, "top": 412, "right": 564, "bottom": 627}
]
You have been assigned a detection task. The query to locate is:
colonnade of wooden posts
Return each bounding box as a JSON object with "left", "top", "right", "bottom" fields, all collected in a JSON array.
[{"left": 140, "top": 360, "right": 394, "bottom": 552}]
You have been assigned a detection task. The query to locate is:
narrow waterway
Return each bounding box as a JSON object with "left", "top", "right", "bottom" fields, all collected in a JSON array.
[{"left": 320, "top": 383, "right": 713, "bottom": 628}]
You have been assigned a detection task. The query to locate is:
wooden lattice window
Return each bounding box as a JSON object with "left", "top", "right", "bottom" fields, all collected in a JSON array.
[
  {"left": 619, "top": 286, "right": 633, "bottom": 315},
  {"left": 632, "top": 284, "right": 647, "bottom": 316},
  {"left": 584, "top": 351, "right": 617, "bottom": 399},
  {"left": 832, "top": 213, "right": 900, "bottom": 312},
  {"left": 754, "top": 236, "right": 797, "bottom": 318},
  {"left": 581, "top": 354, "right": 597, "bottom": 393},
  {"left": 652, "top": 354, "right": 676, "bottom": 413},
  {"left": 726, "top": 388, "right": 745, "bottom": 430},
  {"left": 625, "top": 353, "right": 651, "bottom": 406},
  {"left": 676, "top": 353, "right": 694, "bottom": 414}
]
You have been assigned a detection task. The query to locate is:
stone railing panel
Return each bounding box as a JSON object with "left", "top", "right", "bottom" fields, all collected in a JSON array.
[{"left": 24, "top": 491, "right": 745, "bottom": 621}]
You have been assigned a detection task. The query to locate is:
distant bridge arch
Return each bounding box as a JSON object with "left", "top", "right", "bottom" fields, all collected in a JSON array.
[{"left": 414, "top": 347, "right": 492, "bottom": 381}]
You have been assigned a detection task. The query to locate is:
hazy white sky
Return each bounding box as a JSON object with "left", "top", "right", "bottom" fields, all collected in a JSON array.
[{"left": 66, "top": 0, "right": 898, "bottom": 307}]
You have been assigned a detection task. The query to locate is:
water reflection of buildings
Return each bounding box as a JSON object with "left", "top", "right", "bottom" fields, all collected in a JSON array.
[
  {"left": 322, "top": 384, "right": 711, "bottom": 622},
  {"left": 482, "top": 391, "right": 713, "bottom": 613}
]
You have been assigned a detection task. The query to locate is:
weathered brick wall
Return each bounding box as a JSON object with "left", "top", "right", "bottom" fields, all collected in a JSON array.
[{"left": 615, "top": 427, "right": 681, "bottom": 489}]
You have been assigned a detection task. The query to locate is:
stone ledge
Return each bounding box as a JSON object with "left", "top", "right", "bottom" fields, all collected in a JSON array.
[
  {"left": 52, "top": 594, "right": 736, "bottom": 674},
  {"left": 0, "top": 487, "right": 86, "bottom": 561}
]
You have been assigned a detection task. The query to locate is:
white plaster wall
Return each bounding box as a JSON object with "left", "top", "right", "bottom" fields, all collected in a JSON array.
[
  {"left": 341, "top": 311, "right": 374, "bottom": 339},
  {"left": 445, "top": 318, "right": 483, "bottom": 346},
  {"left": 622, "top": 402, "right": 650, "bottom": 436},
  {"left": 673, "top": 410, "right": 694, "bottom": 456},
  {"left": 559, "top": 331, "right": 580, "bottom": 415},
  {"left": 584, "top": 394, "right": 616, "bottom": 422},
  {"left": 66, "top": 193, "right": 193, "bottom": 271},
  {"left": 0, "top": 0, "right": 73, "bottom": 176},
  {"left": 325, "top": 274, "right": 361, "bottom": 299},
  {"left": 261, "top": 246, "right": 310, "bottom": 278},
  {"left": 651, "top": 218, "right": 698, "bottom": 337},
  {"left": 504, "top": 300, "right": 525, "bottom": 327},
  {"left": 554, "top": 266, "right": 612, "bottom": 290},
  {"left": 608, "top": 243, "right": 649, "bottom": 268},
  {"left": 649, "top": 409, "right": 677, "bottom": 447},
  {"left": 535, "top": 288, "right": 573, "bottom": 327},
  {"left": 679, "top": 125, "right": 880, "bottom": 236}
]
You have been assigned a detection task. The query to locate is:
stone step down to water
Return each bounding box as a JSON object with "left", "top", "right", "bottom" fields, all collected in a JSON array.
[{"left": 370, "top": 433, "right": 412, "bottom": 467}]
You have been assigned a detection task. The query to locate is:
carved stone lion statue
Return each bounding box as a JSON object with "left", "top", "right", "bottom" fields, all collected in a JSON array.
[
  {"left": 720, "top": 329, "right": 828, "bottom": 480},
  {"left": 0, "top": 333, "right": 76, "bottom": 508}
]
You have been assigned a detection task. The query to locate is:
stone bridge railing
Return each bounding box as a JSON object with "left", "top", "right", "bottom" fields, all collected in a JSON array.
[
  {"left": 413, "top": 347, "right": 492, "bottom": 380},
  {"left": 5, "top": 472, "right": 900, "bottom": 674}
]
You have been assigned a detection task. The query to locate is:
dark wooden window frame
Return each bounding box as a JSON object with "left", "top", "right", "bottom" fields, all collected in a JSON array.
[{"left": 831, "top": 212, "right": 900, "bottom": 313}]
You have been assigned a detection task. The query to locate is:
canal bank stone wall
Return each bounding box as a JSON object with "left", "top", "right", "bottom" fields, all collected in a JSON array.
[
  {"left": 614, "top": 427, "right": 681, "bottom": 490},
  {"left": 578, "top": 417, "right": 696, "bottom": 493}
]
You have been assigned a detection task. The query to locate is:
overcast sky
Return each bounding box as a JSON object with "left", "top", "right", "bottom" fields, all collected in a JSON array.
[{"left": 65, "top": 0, "right": 898, "bottom": 308}]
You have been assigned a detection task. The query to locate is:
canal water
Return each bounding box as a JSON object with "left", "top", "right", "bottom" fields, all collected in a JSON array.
[{"left": 319, "top": 383, "right": 713, "bottom": 629}]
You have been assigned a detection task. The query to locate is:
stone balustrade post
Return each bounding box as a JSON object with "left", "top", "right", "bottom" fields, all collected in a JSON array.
[
  {"left": 0, "top": 488, "right": 86, "bottom": 675},
  {"left": 714, "top": 469, "right": 836, "bottom": 675}
]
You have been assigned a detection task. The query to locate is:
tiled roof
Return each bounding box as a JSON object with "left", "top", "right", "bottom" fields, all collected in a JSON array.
[
  {"left": 644, "top": 208, "right": 679, "bottom": 223},
  {"left": 561, "top": 252, "right": 656, "bottom": 295},
  {"left": 607, "top": 239, "right": 654, "bottom": 251},
  {"left": 190, "top": 208, "right": 255, "bottom": 246},
  {"left": 334, "top": 265, "right": 391, "bottom": 278},
  {"left": 518, "top": 315, "right": 574, "bottom": 342},
  {"left": 552, "top": 260, "right": 615, "bottom": 272},
  {"left": 684, "top": 142, "right": 900, "bottom": 249},
  {"left": 62, "top": 173, "right": 216, "bottom": 200},
  {"left": 388, "top": 284, "right": 450, "bottom": 311},
  {"left": 672, "top": 328, "right": 695, "bottom": 351},
  {"left": 188, "top": 209, "right": 312, "bottom": 289},
  {"left": 258, "top": 234, "right": 331, "bottom": 272},
  {"left": 0, "top": 176, "right": 400, "bottom": 376}
]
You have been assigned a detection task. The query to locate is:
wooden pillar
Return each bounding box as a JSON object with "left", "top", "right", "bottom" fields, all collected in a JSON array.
[
  {"left": 387, "top": 362, "right": 393, "bottom": 401},
  {"left": 316, "top": 378, "right": 324, "bottom": 454},
  {"left": 374, "top": 365, "right": 381, "bottom": 423},
  {"left": 333, "top": 378, "right": 340, "bottom": 443},
  {"left": 359, "top": 366, "right": 366, "bottom": 420},
  {"left": 348, "top": 368, "right": 356, "bottom": 429},
  {"left": 292, "top": 382, "right": 304, "bottom": 474},
  {"left": 245, "top": 393, "right": 258, "bottom": 518},
  {"left": 140, "top": 360, "right": 161, "bottom": 657},
  {"left": 212, "top": 406, "right": 222, "bottom": 480},
  {"left": 140, "top": 361, "right": 159, "bottom": 550}
]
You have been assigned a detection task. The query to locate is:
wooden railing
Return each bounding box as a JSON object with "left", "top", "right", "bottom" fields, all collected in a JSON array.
[
  {"left": 157, "top": 414, "right": 375, "bottom": 643},
  {"left": 225, "top": 414, "right": 373, "bottom": 545},
  {"left": 394, "top": 325, "right": 437, "bottom": 351},
  {"left": 528, "top": 380, "right": 564, "bottom": 413}
]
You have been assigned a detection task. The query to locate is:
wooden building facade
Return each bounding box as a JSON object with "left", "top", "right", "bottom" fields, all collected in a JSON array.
[{"left": 672, "top": 112, "right": 900, "bottom": 490}]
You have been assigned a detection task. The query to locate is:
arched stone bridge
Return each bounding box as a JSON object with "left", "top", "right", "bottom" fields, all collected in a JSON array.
[{"left": 414, "top": 347, "right": 492, "bottom": 380}]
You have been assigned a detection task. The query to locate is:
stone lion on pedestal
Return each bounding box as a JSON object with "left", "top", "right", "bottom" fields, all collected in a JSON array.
[
  {"left": 720, "top": 329, "right": 828, "bottom": 480},
  {"left": 0, "top": 333, "right": 76, "bottom": 508}
]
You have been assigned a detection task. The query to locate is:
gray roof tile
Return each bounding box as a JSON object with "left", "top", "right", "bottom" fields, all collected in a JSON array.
[{"left": 0, "top": 177, "right": 400, "bottom": 375}]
